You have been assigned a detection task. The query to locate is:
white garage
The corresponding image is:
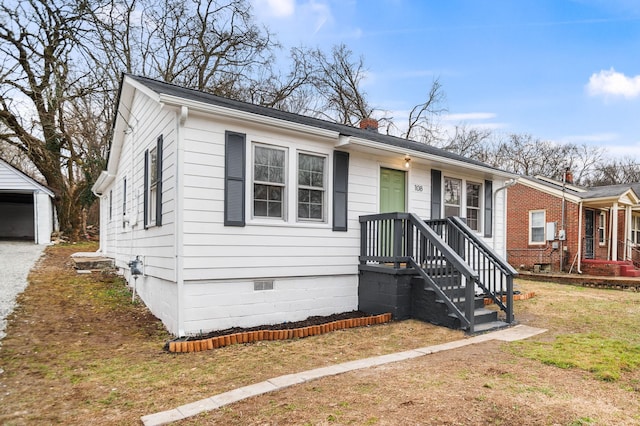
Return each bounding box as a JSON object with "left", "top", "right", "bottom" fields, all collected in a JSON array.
[{"left": 0, "top": 158, "right": 56, "bottom": 244}]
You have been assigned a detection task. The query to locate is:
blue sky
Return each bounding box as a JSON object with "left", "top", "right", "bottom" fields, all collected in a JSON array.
[{"left": 251, "top": 0, "right": 640, "bottom": 158}]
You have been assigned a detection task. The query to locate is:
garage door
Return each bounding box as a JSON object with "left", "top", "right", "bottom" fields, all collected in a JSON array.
[{"left": 0, "top": 193, "right": 35, "bottom": 240}]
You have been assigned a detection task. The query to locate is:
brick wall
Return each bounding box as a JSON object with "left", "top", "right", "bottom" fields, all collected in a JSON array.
[{"left": 507, "top": 182, "right": 582, "bottom": 272}]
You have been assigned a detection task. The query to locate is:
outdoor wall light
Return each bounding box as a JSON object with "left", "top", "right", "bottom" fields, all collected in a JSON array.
[{"left": 404, "top": 156, "right": 411, "bottom": 169}]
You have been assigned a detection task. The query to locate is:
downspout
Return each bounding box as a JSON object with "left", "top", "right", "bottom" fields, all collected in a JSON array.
[
  {"left": 577, "top": 201, "right": 583, "bottom": 273},
  {"left": 175, "top": 106, "right": 188, "bottom": 337},
  {"left": 492, "top": 178, "right": 516, "bottom": 251}
]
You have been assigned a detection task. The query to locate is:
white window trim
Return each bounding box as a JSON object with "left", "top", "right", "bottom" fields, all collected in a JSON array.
[
  {"left": 529, "top": 210, "right": 546, "bottom": 245},
  {"left": 296, "top": 150, "right": 327, "bottom": 223}
]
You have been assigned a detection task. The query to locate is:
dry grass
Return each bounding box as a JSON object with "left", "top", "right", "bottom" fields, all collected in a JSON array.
[{"left": 1, "top": 245, "right": 639, "bottom": 425}]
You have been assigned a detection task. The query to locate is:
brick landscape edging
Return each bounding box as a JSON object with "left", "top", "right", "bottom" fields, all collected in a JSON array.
[
  {"left": 167, "top": 313, "right": 393, "bottom": 353},
  {"left": 484, "top": 291, "right": 535, "bottom": 305}
]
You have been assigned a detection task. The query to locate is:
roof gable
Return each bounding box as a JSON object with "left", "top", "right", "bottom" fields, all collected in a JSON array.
[{"left": 0, "top": 158, "right": 54, "bottom": 196}]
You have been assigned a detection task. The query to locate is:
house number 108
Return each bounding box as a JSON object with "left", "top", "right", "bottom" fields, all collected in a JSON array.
[{"left": 414, "top": 184, "right": 423, "bottom": 192}]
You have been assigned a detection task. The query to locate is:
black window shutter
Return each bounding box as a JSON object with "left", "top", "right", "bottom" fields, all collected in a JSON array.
[
  {"left": 431, "top": 169, "right": 442, "bottom": 219},
  {"left": 155, "top": 135, "right": 163, "bottom": 226},
  {"left": 143, "top": 149, "right": 149, "bottom": 229},
  {"left": 225, "top": 131, "right": 246, "bottom": 226},
  {"left": 333, "top": 150, "right": 349, "bottom": 231},
  {"left": 484, "top": 180, "right": 493, "bottom": 237}
]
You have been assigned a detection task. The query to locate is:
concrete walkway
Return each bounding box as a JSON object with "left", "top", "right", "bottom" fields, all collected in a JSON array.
[
  {"left": 0, "top": 241, "right": 46, "bottom": 346},
  {"left": 141, "top": 324, "right": 546, "bottom": 425}
]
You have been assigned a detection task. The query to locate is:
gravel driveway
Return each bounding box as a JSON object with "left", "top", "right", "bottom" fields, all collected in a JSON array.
[{"left": 0, "top": 241, "right": 46, "bottom": 344}]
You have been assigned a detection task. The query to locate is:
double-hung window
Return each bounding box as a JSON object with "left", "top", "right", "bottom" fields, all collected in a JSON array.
[
  {"left": 466, "top": 182, "right": 481, "bottom": 231},
  {"left": 297, "top": 153, "right": 325, "bottom": 221},
  {"left": 632, "top": 216, "right": 640, "bottom": 245},
  {"left": 253, "top": 145, "right": 286, "bottom": 219},
  {"left": 598, "top": 212, "right": 606, "bottom": 245},
  {"left": 444, "top": 177, "right": 462, "bottom": 218},
  {"left": 529, "top": 210, "right": 545, "bottom": 244},
  {"left": 144, "top": 135, "right": 163, "bottom": 228},
  {"left": 147, "top": 147, "right": 158, "bottom": 225}
]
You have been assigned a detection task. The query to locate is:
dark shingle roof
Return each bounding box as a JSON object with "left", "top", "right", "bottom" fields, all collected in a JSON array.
[
  {"left": 127, "top": 74, "right": 508, "bottom": 173},
  {"left": 525, "top": 174, "right": 640, "bottom": 201}
]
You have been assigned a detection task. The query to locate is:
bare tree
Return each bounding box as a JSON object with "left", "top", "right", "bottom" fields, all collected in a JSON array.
[
  {"left": 0, "top": 0, "right": 104, "bottom": 240},
  {"left": 307, "top": 44, "right": 373, "bottom": 126},
  {"left": 440, "top": 123, "right": 493, "bottom": 161},
  {"left": 401, "top": 77, "right": 447, "bottom": 144},
  {"left": 584, "top": 156, "right": 640, "bottom": 186}
]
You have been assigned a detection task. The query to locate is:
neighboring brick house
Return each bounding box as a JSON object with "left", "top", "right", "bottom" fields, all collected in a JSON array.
[{"left": 507, "top": 174, "right": 640, "bottom": 276}]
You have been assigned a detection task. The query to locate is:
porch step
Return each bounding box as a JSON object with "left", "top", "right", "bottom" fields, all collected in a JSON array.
[
  {"left": 469, "top": 320, "right": 511, "bottom": 334},
  {"left": 620, "top": 264, "right": 640, "bottom": 277},
  {"left": 448, "top": 307, "right": 498, "bottom": 326}
]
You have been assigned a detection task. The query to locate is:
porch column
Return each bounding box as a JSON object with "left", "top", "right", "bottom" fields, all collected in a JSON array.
[
  {"left": 612, "top": 202, "right": 619, "bottom": 261},
  {"left": 625, "top": 205, "right": 632, "bottom": 260}
]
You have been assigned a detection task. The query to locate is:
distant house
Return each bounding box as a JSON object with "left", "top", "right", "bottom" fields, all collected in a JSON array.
[
  {"left": 0, "top": 158, "right": 56, "bottom": 244},
  {"left": 92, "top": 74, "right": 517, "bottom": 337},
  {"left": 506, "top": 173, "right": 640, "bottom": 277}
]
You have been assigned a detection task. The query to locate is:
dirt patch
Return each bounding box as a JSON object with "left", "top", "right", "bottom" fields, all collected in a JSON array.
[{"left": 1, "top": 245, "right": 639, "bottom": 425}]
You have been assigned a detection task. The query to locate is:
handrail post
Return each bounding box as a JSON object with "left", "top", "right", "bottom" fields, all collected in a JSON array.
[
  {"left": 506, "top": 275, "right": 514, "bottom": 323},
  {"left": 465, "top": 274, "right": 475, "bottom": 333},
  {"left": 393, "top": 217, "right": 403, "bottom": 268},
  {"left": 360, "top": 218, "right": 367, "bottom": 265}
]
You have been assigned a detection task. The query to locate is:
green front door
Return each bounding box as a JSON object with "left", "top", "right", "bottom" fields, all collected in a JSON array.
[{"left": 380, "top": 167, "right": 406, "bottom": 213}]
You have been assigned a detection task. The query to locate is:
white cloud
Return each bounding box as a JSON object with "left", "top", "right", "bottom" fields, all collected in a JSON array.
[
  {"left": 253, "top": 0, "right": 295, "bottom": 18},
  {"left": 586, "top": 68, "right": 640, "bottom": 99}
]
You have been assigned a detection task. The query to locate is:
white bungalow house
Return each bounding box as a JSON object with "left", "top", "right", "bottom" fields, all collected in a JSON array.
[
  {"left": 92, "top": 74, "right": 517, "bottom": 337},
  {"left": 0, "top": 158, "right": 56, "bottom": 244}
]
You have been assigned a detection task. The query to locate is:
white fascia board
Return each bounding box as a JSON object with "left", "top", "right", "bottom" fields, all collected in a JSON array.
[
  {"left": 518, "top": 177, "right": 582, "bottom": 203},
  {"left": 584, "top": 192, "right": 638, "bottom": 206},
  {"left": 92, "top": 170, "right": 115, "bottom": 196},
  {"left": 159, "top": 94, "right": 340, "bottom": 140},
  {"left": 347, "top": 137, "right": 517, "bottom": 179},
  {"left": 0, "top": 158, "right": 54, "bottom": 197}
]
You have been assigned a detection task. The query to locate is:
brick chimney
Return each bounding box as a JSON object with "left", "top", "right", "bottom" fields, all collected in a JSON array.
[
  {"left": 359, "top": 118, "right": 379, "bottom": 132},
  {"left": 564, "top": 169, "right": 573, "bottom": 184}
]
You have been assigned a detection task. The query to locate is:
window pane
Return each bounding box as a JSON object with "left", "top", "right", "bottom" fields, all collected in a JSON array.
[
  {"left": 269, "top": 186, "right": 282, "bottom": 201},
  {"left": 309, "top": 204, "right": 322, "bottom": 219},
  {"left": 299, "top": 170, "right": 311, "bottom": 186},
  {"left": 269, "top": 166, "right": 284, "bottom": 184},
  {"left": 531, "top": 212, "right": 544, "bottom": 227},
  {"left": 445, "top": 205, "right": 460, "bottom": 218},
  {"left": 531, "top": 227, "right": 544, "bottom": 242},
  {"left": 255, "top": 165, "right": 269, "bottom": 182},
  {"left": 254, "top": 200, "right": 268, "bottom": 216},
  {"left": 466, "top": 182, "right": 480, "bottom": 208},
  {"left": 298, "top": 189, "right": 309, "bottom": 202},
  {"left": 466, "top": 208, "right": 479, "bottom": 231},
  {"left": 310, "top": 190, "right": 322, "bottom": 204},
  {"left": 268, "top": 201, "right": 282, "bottom": 217},
  {"left": 254, "top": 184, "right": 267, "bottom": 200},
  {"left": 298, "top": 203, "right": 309, "bottom": 219},
  {"left": 149, "top": 148, "right": 157, "bottom": 184},
  {"left": 444, "top": 178, "right": 461, "bottom": 205}
]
